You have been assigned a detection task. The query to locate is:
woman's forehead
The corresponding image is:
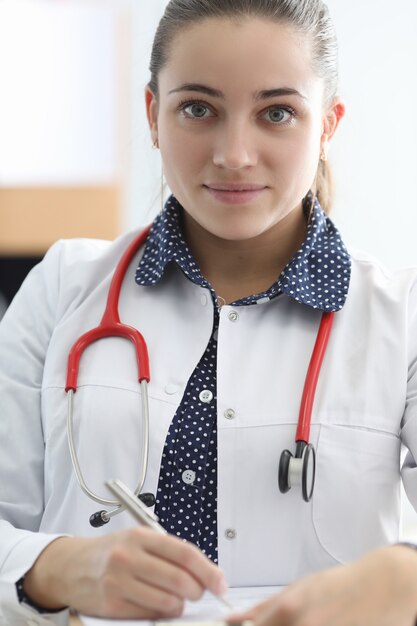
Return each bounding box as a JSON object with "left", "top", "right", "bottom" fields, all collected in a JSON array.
[{"left": 159, "top": 17, "right": 321, "bottom": 99}]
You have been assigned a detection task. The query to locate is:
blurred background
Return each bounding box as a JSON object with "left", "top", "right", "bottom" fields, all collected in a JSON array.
[{"left": 1, "top": 0, "right": 417, "bottom": 537}]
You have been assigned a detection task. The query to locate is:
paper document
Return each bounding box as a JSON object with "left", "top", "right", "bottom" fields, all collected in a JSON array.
[{"left": 79, "top": 586, "right": 282, "bottom": 626}]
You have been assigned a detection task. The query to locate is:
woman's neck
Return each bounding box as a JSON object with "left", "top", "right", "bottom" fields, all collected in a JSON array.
[{"left": 182, "top": 207, "right": 307, "bottom": 304}]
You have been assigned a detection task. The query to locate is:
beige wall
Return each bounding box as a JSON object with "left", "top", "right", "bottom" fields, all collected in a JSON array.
[{"left": 0, "top": 187, "right": 120, "bottom": 255}]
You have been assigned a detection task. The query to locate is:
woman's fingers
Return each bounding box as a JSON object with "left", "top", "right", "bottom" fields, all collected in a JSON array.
[
  {"left": 100, "top": 575, "right": 185, "bottom": 619},
  {"left": 92, "top": 527, "right": 227, "bottom": 618},
  {"left": 130, "top": 548, "right": 205, "bottom": 601},
  {"left": 140, "top": 528, "right": 228, "bottom": 597}
]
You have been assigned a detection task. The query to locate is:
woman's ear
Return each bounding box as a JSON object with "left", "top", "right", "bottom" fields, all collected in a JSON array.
[
  {"left": 145, "top": 86, "right": 159, "bottom": 145},
  {"left": 322, "top": 97, "right": 345, "bottom": 143},
  {"left": 320, "top": 97, "right": 345, "bottom": 160}
]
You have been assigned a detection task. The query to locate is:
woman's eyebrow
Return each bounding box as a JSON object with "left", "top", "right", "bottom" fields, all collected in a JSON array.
[
  {"left": 168, "top": 83, "right": 218, "bottom": 97},
  {"left": 168, "top": 83, "right": 307, "bottom": 100},
  {"left": 256, "top": 87, "right": 307, "bottom": 101}
]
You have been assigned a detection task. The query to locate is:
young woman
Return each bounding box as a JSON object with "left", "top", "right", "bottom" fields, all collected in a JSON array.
[{"left": 1, "top": 1, "right": 417, "bottom": 624}]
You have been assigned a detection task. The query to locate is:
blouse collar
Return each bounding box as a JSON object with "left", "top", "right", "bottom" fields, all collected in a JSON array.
[{"left": 135, "top": 194, "right": 351, "bottom": 312}]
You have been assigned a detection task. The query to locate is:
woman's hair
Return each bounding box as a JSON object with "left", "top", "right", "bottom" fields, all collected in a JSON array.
[{"left": 148, "top": 0, "right": 339, "bottom": 213}]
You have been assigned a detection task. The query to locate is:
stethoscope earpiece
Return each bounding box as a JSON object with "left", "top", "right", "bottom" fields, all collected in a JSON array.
[
  {"left": 278, "top": 442, "right": 316, "bottom": 503},
  {"left": 89, "top": 510, "right": 110, "bottom": 528},
  {"left": 139, "top": 492, "right": 156, "bottom": 508},
  {"left": 89, "top": 493, "right": 156, "bottom": 528}
]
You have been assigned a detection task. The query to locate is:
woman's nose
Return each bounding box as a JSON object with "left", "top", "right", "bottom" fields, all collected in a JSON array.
[{"left": 212, "top": 122, "right": 258, "bottom": 170}]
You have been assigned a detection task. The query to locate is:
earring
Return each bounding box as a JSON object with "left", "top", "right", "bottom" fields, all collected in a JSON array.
[
  {"left": 320, "top": 145, "right": 328, "bottom": 162},
  {"left": 152, "top": 138, "right": 159, "bottom": 149}
]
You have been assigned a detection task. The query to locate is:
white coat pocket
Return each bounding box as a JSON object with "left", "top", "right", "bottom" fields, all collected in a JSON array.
[{"left": 312, "top": 423, "right": 401, "bottom": 563}]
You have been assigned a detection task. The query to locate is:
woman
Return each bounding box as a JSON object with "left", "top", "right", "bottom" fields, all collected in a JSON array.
[{"left": 1, "top": 0, "right": 417, "bottom": 624}]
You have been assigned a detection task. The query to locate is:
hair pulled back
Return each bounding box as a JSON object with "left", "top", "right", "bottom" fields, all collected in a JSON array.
[{"left": 148, "top": 0, "right": 339, "bottom": 213}]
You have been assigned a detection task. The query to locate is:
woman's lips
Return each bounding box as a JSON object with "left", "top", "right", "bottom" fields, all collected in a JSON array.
[{"left": 203, "top": 184, "right": 267, "bottom": 205}]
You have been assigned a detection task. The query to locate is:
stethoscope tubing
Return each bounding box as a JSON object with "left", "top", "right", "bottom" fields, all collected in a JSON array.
[
  {"left": 66, "top": 380, "right": 150, "bottom": 507},
  {"left": 295, "top": 311, "right": 334, "bottom": 444},
  {"left": 65, "top": 226, "right": 152, "bottom": 510},
  {"left": 65, "top": 226, "right": 152, "bottom": 393}
]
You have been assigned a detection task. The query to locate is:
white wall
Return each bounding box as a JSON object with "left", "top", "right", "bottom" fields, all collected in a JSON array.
[
  {"left": 0, "top": 0, "right": 122, "bottom": 186},
  {"left": 326, "top": 0, "right": 417, "bottom": 270},
  {"left": 122, "top": 0, "right": 168, "bottom": 229}
]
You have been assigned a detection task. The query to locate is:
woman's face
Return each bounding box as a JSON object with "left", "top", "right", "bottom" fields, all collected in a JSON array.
[{"left": 146, "top": 18, "right": 343, "bottom": 241}]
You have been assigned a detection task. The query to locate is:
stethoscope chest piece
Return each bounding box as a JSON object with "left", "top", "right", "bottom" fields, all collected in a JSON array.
[{"left": 278, "top": 441, "right": 316, "bottom": 503}]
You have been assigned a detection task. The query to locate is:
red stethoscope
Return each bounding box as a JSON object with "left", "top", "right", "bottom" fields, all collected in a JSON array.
[
  {"left": 65, "top": 226, "right": 334, "bottom": 527},
  {"left": 278, "top": 310, "right": 334, "bottom": 502}
]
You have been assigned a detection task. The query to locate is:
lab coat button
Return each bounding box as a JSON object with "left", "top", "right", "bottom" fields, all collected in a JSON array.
[
  {"left": 224, "top": 408, "right": 235, "bottom": 420},
  {"left": 199, "top": 389, "right": 213, "bottom": 403},
  {"left": 182, "top": 469, "right": 196, "bottom": 485},
  {"left": 225, "top": 528, "right": 236, "bottom": 539},
  {"left": 165, "top": 384, "right": 179, "bottom": 395},
  {"left": 228, "top": 311, "right": 239, "bottom": 322}
]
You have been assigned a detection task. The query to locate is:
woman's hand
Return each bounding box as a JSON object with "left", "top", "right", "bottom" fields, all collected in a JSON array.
[
  {"left": 229, "top": 546, "right": 417, "bottom": 626},
  {"left": 23, "top": 528, "right": 227, "bottom": 619}
]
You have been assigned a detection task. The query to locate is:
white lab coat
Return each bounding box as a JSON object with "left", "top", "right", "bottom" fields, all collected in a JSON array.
[{"left": 1, "top": 228, "right": 417, "bottom": 624}]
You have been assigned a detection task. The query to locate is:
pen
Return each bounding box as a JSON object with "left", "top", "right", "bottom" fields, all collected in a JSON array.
[{"left": 105, "top": 478, "right": 233, "bottom": 611}]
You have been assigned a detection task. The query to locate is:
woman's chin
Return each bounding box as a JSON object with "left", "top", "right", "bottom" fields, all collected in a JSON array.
[{"left": 202, "top": 221, "right": 273, "bottom": 242}]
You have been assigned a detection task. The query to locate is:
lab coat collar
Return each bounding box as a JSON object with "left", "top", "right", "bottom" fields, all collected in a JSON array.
[{"left": 135, "top": 194, "right": 351, "bottom": 312}]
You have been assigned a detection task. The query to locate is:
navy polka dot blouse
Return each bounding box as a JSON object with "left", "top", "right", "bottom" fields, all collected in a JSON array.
[{"left": 135, "top": 194, "right": 351, "bottom": 563}]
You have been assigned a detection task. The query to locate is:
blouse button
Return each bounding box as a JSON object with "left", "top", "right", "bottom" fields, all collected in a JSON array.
[
  {"left": 200, "top": 294, "right": 208, "bottom": 306},
  {"left": 182, "top": 469, "right": 196, "bottom": 485},
  {"left": 228, "top": 311, "right": 239, "bottom": 322},
  {"left": 225, "top": 528, "right": 236, "bottom": 540},
  {"left": 224, "top": 408, "right": 235, "bottom": 420},
  {"left": 199, "top": 389, "right": 213, "bottom": 403}
]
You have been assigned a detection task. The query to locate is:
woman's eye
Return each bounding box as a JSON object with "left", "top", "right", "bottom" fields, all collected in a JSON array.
[
  {"left": 264, "top": 107, "right": 294, "bottom": 124},
  {"left": 181, "top": 102, "right": 212, "bottom": 119}
]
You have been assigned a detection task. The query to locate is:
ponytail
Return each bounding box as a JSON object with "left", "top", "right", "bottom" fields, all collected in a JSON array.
[{"left": 316, "top": 160, "right": 334, "bottom": 214}]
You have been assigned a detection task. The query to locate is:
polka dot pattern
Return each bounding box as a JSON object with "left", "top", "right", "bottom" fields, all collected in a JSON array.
[
  {"left": 154, "top": 328, "right": 220, "bottom": 561},
  {"left": 136, "top": 198, "right": 210, "bottom": 290},
  {"left": 135, "top": 194, "right": 351, "bottom": 562}
]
